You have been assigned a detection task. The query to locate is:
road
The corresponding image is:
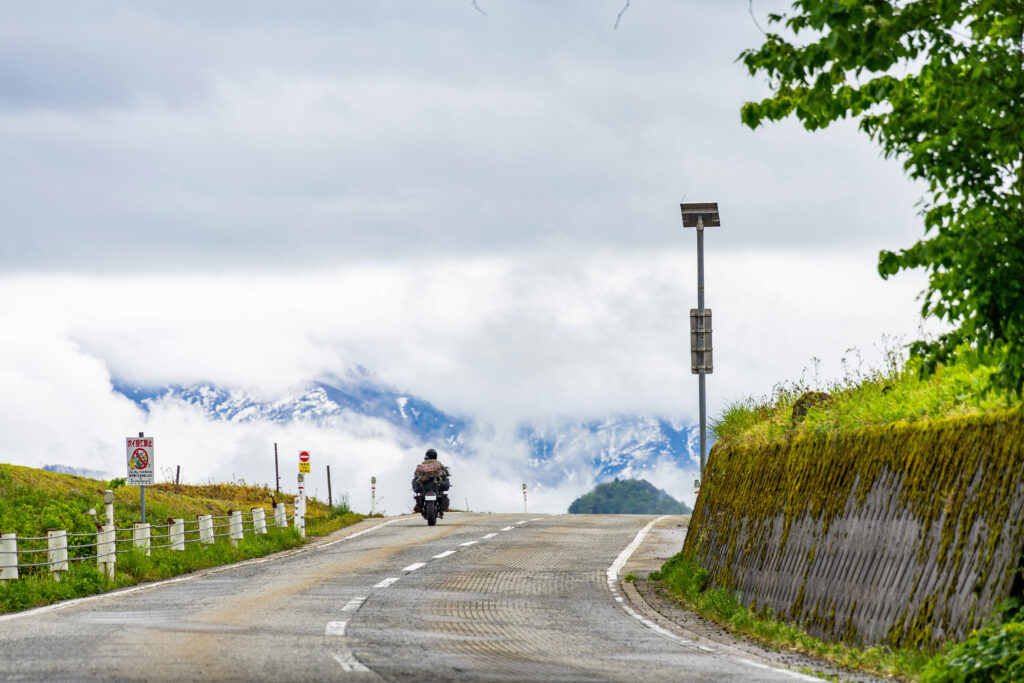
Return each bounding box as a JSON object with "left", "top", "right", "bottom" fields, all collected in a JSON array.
[{"left": 0, "top": 513, "right": 818, "bottom": 681}]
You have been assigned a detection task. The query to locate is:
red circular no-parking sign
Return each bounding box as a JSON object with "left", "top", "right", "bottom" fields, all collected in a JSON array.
[{"left": 299, "top": 451, "right": 310, "bottom": 463}]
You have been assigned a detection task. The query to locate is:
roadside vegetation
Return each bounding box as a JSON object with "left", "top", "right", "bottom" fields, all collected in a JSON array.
[
  {"left": 713, "top": 343, "right": 1019, "bottom": 450},
  {"left": 0, "top": 464, "right": 368, "bottom": 614},
  {"left": 653, "top": 552, "right": 1024, "bottom": 681},
  {"left": 650, "top": 553, "right": 932, "bottom": 680}
]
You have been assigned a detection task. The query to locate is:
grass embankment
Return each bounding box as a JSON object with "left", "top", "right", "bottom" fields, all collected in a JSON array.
[
  {"left": 0, "top": 464, "right": 369, "bottom": 614},
  {"left": 713, "top": 350, "right": 1017, "bottom": 449},
  {"left": 673, "top": 350, "right": 1024, "bottom": 680}
]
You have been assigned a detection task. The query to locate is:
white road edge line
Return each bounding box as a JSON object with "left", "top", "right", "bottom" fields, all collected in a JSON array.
[
  {"left": 403, "top": 562, "right": 427, "bottom": 572},
  {"left": 374, "top": 577, "right": 400, "bottom": 588},
  {"left": 333, "top": 652, "right": 370, "bottom": 673},
  {"left": 0, "top": 518, "right": 405, "bottom": 623},
  {"left": 606, "top": 516, "right": 819, "bottom": 682},
  {"left": 433, "top": 550, "right": 456, "bottom": 559},
  {"left": 325, "top": 621, "right": 347, "bottom": 636}
]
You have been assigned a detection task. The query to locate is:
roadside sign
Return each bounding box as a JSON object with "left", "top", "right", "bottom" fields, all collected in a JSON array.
[
  {"left": 126, "top": 436, "right": 155, "bottom": 486},
  {"left": 299, "top": 462, "right": 310, "bottom": 473},
  {"left": 299, "top": 451, "right": 310, "bottom": 463},
  {"left": 298, "top": 450, "right": 310, "bottom": 473}
]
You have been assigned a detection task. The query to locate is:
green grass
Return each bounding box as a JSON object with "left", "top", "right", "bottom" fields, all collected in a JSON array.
[
  {"left": 650, "top": 553, "right": 934, "bottom": 680},
  {"left": 0, "top": 464, "right": 368, "bottom": 614},
  {"left": 713, "top": 345, "right": 1018, "bottom": 449}
]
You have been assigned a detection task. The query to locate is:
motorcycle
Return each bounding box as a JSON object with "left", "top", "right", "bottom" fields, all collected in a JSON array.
[{"left": 415, "top": 477, "right": 449, "bottom": 526}]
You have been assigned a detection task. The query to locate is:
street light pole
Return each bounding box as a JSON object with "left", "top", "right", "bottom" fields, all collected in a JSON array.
[
  {"left": 696, "top": 218, "right": 707, "bottom": 477},
  {"left": 680, "top": 203, "right": 719, "bottom": 481}
]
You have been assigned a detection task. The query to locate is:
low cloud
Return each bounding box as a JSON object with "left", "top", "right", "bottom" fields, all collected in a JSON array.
[{"left": 0, "top": 247, "right": 930, "bottom": 510}]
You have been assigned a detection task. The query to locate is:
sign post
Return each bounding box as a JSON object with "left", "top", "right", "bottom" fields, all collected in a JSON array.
[
  {"left": 296, "top": 473, "right": 306, "bottom": 538},
  {"left": 371, "top": 476, "right": 377, "bottom": 515},
  {"left": 523, "top": 483, "right": 527, "bottom": 514},
  {"left": 126, "top": 432, "right": 155, "bottom": 523}
]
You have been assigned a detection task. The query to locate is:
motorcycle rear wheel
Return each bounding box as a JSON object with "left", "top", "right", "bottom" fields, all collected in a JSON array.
[{"left": 424, "top": 500, "right": 437, "bottom": 526}]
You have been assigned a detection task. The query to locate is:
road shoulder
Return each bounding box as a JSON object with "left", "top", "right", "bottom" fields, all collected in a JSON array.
[{"left": 620, "top": 516, "right": 886, "bottom": 682}]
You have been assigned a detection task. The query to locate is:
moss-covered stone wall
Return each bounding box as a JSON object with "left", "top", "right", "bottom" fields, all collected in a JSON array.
[{"left": 683, "top": 408, "right": 1024, "bottom": 647}]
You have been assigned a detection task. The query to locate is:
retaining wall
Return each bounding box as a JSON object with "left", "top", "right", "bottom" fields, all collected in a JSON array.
[{"left": 683, "top": 408, "right": 1024, "bottom": 647}]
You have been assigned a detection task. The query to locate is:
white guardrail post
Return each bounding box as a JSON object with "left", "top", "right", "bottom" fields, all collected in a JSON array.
[
  {"left": 296, "top": 498, "right": 306, "bottom": 538},
  {"left": 229, "top": 511, "right": 243, "bottom": 546},
  {"left": 0, "top": 533, "right": 18, "bottom": 581},
  {"left": 198, "top": 515, "right": 214, "bottom": 545},
  {"left": 104, "top": 490, "right": 114, "bottom": 526},
  {"left": 98, "top": 525, "right": 115, "bottom": 579},
  {"left": 133, "top": 522, "right": 151, "bottom": 556},
  {"left": 170, "top": 519, "right": 185, "bottom": 551},
  {"left": 47, "top": 530, "right": 69, "bottom": 579},
  {"left": 274, "top": 503, "right": 286, "bottom": 529},
  {"left": 252, "top": 507, "right": 267, "bottom": 535}
]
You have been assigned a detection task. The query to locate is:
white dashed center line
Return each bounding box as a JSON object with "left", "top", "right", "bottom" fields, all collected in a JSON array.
[
  {"left": 374, "top": 577, "right": 400, "bottom": 588},
  {"left": 459, "top": 541, "right": 478, "bottom": 547},
  {"left": 341, "top": 597, "right": 366, "bottom": 612},
  {"left": 333, "top": 652, "right": 370, "bottom": 673},
  {"left": 500, "top": 526, "right": 514, "bottom": 531},
  {"left": 516, "top": 521, "right": 527, "bottom": 525},
  {"left": 325, "top": 621, "right": 347, "bottom": 636},
  {"left": 482, "top": 533, "right": 498, "bottom": 539},
  {"left": 403, "top": 562, "right": 427, "bottom": 572},
  {"left": 433, "top": 550, "right": 456, "bottom": 559}
]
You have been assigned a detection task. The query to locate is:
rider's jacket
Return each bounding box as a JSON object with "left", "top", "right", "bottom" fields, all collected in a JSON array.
[{"left": 411, "top": 459, "right": 450, "bottom": 492}]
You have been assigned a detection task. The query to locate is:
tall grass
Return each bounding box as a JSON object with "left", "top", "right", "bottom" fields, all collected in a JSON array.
[{"left": 713, "top": 342, "right": 1018, "bottom": 449}]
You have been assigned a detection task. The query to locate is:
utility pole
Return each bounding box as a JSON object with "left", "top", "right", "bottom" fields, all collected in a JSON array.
[{"left": 681, "top": 203, "right": 719, "bottom": 481}]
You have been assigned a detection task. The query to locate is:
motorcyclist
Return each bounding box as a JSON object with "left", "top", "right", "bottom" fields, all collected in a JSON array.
[{"left": 411, "top": 448, "right": 451, "bottom": 513}]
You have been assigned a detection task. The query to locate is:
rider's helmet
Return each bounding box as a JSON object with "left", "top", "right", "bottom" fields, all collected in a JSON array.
[{"left": 424, "top": 448, "right": 437, "bottom": 460}]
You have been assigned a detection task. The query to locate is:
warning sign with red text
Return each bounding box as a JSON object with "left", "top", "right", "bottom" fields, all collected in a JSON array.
[{"left": 126, "top": 436, "right": 155, "bottom": 486}]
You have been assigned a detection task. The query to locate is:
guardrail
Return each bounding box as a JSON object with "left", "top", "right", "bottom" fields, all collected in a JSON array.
[{"left": 0, "top": 491, "right": 308, "bottom": 581}]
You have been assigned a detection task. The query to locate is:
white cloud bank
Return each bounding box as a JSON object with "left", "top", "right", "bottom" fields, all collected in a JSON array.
[{"left": 0, "top": 246, "right": 930, "bottom": 510}]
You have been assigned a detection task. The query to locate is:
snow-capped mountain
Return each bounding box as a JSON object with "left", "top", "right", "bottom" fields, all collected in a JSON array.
[{"left": 113, "top": 370, "right": 701, "bottom": 487}]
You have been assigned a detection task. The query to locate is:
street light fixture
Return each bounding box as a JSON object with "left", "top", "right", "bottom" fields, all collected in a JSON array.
[{"left": 680, "top": 202, "right": 719, "bottom": 482}]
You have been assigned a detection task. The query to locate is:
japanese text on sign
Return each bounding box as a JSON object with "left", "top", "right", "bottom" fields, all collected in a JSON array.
[{"left": 126, "top": 437, "right": 155, "bottom": 486}]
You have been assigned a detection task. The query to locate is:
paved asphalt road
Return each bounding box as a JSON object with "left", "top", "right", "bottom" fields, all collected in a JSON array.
[{"left": 0, "top": 513, "right": 818, "bottom": 681}]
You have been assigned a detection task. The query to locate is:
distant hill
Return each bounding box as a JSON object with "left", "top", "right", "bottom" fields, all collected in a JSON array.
[{"left": 568, "top": 478, "right": 692, "bottom": 514}]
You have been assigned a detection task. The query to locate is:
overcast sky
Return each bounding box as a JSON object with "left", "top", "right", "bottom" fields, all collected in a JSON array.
[{"left": 0, "top": 1, "right": 935, "bottom": 509}]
